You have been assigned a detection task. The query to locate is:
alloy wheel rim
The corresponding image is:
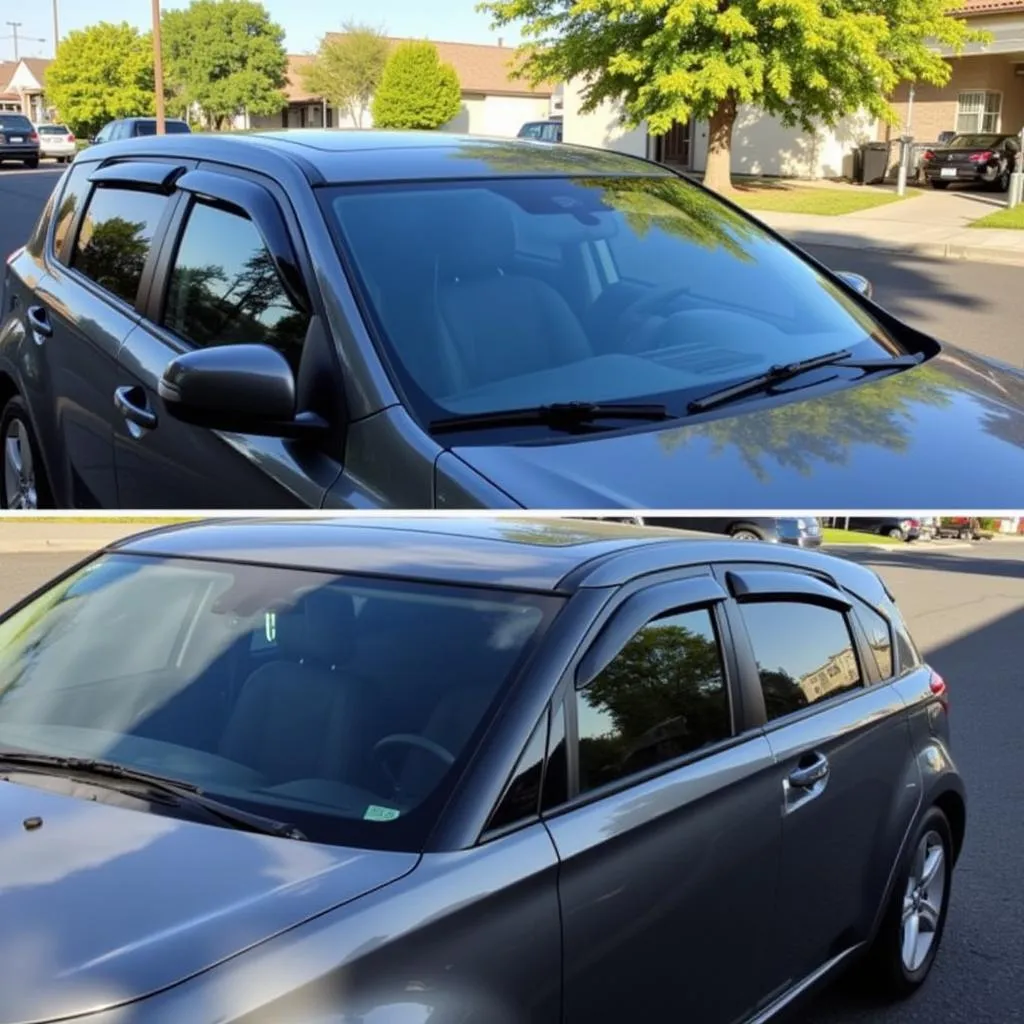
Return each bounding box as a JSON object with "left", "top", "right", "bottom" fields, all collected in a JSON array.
[
  {"left": 3, "top": 418, "right": 38, "bottom": 510},
  {"left": 732, "top": 531, "right": 760, "bottom": 541},
  {"left": 900, "top": 829, "right": 946, "bottom": 973}
]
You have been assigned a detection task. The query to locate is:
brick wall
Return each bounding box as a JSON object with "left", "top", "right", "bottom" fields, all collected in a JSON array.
[{"left": 878, "top": 53, "right": 1024, "bottom": 143}]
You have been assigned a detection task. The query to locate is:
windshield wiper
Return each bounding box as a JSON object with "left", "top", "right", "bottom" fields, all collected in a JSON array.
[
  {"left": 687, "top": 349, "right": 924, "bottom": 414},
  {"left": 430, "top": 401, "right": 673, "bottom": 435},
  {"left": 0, "top": 751, "right": 306, "bottom": 840}
]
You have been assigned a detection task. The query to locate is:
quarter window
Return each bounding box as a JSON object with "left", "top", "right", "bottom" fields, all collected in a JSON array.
[
  {"left": 71, "top": 186, "right": 170, "bottom": 304},
  {"left": 741, "top": 601, "right": 863, "bottom": 721},
  {"left": 487, "top": 710, "right": 548, "bottom": 833},
  {"left": 576, "top": 607, "right": 731, "bottom": 795},
  {"left": 851, "top": 596, "right": 894, "bottom": 679},
  {"left": 162, "top": 201, "right": 309, "bottom": 372}
]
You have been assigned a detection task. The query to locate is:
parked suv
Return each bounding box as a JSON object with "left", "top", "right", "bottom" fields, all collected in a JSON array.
[
  {"left": 0, "top": 516, "right": 964, "bottom": 1023},
  {"left": 641, "top": 516, "right": 823, "bottom": 547},
  {"left": 91, "top": 116, "right": 192, "bottom": 144},
  {"left": 4, "top": 131, "right": 1024, "bottom": 510},
  {"left": 517, "top": 118, "right": 563, "bottom": 142},
  {"left": 0, "top": 113, "right": 40, "bottom": 168},
  {"left": 846, "top": 517, "right": 922, "bottom": 542}
]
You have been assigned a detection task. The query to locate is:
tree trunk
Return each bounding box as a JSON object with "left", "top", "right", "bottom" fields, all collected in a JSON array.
[{"left": 703, "top": 94, "right": 737, "bottom": 193}]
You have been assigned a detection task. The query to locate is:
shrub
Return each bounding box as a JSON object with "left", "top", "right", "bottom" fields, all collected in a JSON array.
[{"left": 371, "top": 40, "right": 462, "bottom": 130}]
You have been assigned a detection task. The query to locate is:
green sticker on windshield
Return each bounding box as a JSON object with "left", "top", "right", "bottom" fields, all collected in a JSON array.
[{"left": 364, "top": 804, "right": 401, "bottom": 822}]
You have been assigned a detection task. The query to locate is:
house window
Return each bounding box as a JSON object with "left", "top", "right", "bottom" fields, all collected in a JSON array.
[{"left": 957, "top": 91, "right": 1001, "bottom": 134}]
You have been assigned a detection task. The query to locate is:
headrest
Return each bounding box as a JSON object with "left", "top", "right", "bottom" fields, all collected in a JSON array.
[
  {"left": 275, "top": 587, "right": 357, "bottom": 668},
  {"left": 434, "top": 190, "right": 517, "bottom": 280}
]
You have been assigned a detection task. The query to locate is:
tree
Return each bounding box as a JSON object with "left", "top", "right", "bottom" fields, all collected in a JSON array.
[
  {"left": 480, "top": 0, "right": 987, "bottom": 193},
  {"left": 301, "top": 22, "right": 390, "bottom": 128},
  {"left": 161, "top": 0, "right": 288, "bottom": 130},
  {"left": 371, "top": 40, "right": 462, "bottom": 130},
  {"left": 43, "top": 22, "right": 155, "bottom": 138}
]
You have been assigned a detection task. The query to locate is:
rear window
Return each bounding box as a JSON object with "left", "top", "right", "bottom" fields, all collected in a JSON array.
[
  {"left": 37, "top": 125, "right": 70, "bottom": 135},
  {"left": 134, "top": 120, "right": 191, "bottom": 136},
  {"left": 0, "top": 115, "right": 33, "bottom": 132}
]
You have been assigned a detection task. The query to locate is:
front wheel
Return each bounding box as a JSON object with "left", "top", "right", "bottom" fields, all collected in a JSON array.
[
  {"left": 1, "top": 397, "right": 52, "bottom": 510},
  {"left": 886, "top": 527, "right": 905, "bottom": 540},
  {"left": 22, "top": 157, "right": 38, "bottom": 169},
  {"left": 865, "top": 806, "right": 953, "bottom": 999},
  {"left": 730, "top": 528, "right": 763, "bottom": 541}
]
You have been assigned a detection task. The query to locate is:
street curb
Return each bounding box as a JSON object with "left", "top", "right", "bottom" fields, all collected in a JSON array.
[{"left": 782, "top": 232, "right": 1024, "bottom": 267}]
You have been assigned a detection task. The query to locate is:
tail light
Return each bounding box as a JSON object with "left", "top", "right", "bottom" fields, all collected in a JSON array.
[
  {"left": 922, "top": 150, "right": 935, "bottom": 161},
  {"left": 969, "top": 151, "right": 993, "bottom": 163},
  {"left": 929, "top": 671, "right": 948, "bottom": 710},
  {"left": 66, "top": 133, "right": 75, "bottom": 143}
]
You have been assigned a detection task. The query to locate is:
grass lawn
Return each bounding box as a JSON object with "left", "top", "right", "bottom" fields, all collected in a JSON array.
[
  {"left": 730, "top": 181, "right": 914, "bottom": 216},
  {"left": 822, "top": 528, "right": 903, "bottom": 545},
  {"left": 968, "top": 204, "right": 1024, "bottom": 229}
]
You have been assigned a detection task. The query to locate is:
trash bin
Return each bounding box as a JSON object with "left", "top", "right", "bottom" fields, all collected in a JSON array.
[
  {"left": 860, "top": 142, "right": 890, "bottom": 185},
  {"left": 843, "top": 145, "right": 864, "bottom": 183}
]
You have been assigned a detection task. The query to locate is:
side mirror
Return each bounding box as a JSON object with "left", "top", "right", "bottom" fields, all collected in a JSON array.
[
  {"left": 158, "top": 344, "right": 327, "bottom": 439},
  {"left": 835, "top": 271, "right": 873, "bottom": 300}
]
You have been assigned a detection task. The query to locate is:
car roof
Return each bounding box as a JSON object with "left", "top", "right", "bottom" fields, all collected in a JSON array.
[
  {"left": 107, "top": 516, "right": 883, "bottom": 599},
  {"left": 75, "top": 129, "right": 674, "bottom": 185}
]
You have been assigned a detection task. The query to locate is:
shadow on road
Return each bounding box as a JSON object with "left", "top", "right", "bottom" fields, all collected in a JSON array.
[{"left": 837, "top": 546, "right": 1024, "bottom": 583}]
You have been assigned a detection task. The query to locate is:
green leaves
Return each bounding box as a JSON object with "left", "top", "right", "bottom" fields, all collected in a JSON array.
[
  {"left": 371, "top": 41, "right": 463, "bottom": 131},
  {"left": 161, "top": 0, "right": 288, "bottom": 129},
  {"left": 44, "top": 22, "right": 155, "bottom": 138},
  {"left": 301, "top": 24, "right": 390, "bottom": 128}
]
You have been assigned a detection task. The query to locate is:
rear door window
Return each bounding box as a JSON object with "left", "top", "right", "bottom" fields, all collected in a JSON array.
[{"left": 71, "top": 186, "right": 171, "bottom": 305}]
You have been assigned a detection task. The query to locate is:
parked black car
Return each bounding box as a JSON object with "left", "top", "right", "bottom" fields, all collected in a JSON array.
[
  {"left": 921, "top": 133, "right": 1020, "bottom": 191},
  {"left": 639, "top": 516, "right": 823, "bottom": 547},
  {"left": 0, "top": 516, "right": 964, "bottom": 1023},
  {"left": 844, "top": 517, "right": 922, "bottom": 542},
  {"left": 3, "top": 130, "right": 1024, "bottom": 510},
  {"left": 91, "top": 117, "right": 192, "bottom": 145},
  {"left": 0, "top": 113, "right": 40, "bottom": 168}
]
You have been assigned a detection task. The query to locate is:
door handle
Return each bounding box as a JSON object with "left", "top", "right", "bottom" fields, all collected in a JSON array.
[
  {"left": 114, "top": 386, "right": 158, "bottom": 431},
  {"left": 26, "top": 305, "right": 53, "bottom": 341},
  {"left": 788, "top": 753, "right": 830, "bottom": 789}
]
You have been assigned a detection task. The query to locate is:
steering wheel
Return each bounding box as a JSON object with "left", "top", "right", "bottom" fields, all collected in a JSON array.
[{"left": 372, "top": 734, "right": 455, "bottom": 792}]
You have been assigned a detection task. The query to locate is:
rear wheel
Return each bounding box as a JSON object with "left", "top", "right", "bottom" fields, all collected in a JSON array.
[
  {"left": 886, "top": 527, "right": 905, "bottom": 540},
  {"left": 730, "top": 528, "right": 763, "bottom": 541},
  {"left": 22, "top": 157, "right": 38, "bottom": 169},
  {"left": 996, "top": 168, "right": 1011, "bottom": 192},
  {"left": 865, "top": 806, "right": 953, "bottom": 999},
  {"left": 0, "top": 397, "right": 52, "bottom": 510}
]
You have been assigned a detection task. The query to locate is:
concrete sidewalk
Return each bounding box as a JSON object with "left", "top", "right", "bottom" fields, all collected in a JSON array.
[{"left": 755, "top": 187, "right": 1024, "bottom": 266}]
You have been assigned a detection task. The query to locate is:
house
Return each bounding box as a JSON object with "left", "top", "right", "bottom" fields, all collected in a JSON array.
[
  {"left": 565, "top": 0, "right": 1021, "bottom": 179},
  {"left": 0, "top": 58, "right": 53, "bottom": 121},
  {"left": 248, "top": 38, "right": 555, "bottom": 138}
]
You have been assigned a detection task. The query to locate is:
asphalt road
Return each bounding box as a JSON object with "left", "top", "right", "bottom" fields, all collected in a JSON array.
[
  {"left": 1, "top": 167, "right": 1023, "bottom": 370},
  {"left": 0, "top": 538, "right": 1020, "bottom": 1023}
]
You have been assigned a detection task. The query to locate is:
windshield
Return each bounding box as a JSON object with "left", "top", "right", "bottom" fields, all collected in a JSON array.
[
  {"left": 0, "top": 115, "right": 33, "bottom": 132},
  {"left": 0, "top": 554, "right": 558, "bottom": 850},
  {"left": 948, "top": 134, "right": 1004, "bottom": 149},
  {"left": 322, "top": 175, "right": 902, "bottom": 431}
]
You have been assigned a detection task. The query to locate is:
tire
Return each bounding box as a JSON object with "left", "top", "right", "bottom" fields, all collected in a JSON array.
[
  {"left": 730, "top": 528, "right": 763, "bottom": 541},
  {"left": 886, "top": 527, "right": 905, "bottom": 540},
  {"left": 866, "top": 806, "right": 953, "bottom": 1000},
  {"left": 22, "top": 157, "right": 39, "bottom": 169},
  {"left": 995, "top": 168, "right": 1011, "bottom": 192},
  {"left": 930, "top": 180, "right": 949, "bottom": 189},
  {"left": 958, "top": 529, "right": 972, "bottom": 541},
  {"left": 0, "top": 396, "right": 52, "bottom": 510}
]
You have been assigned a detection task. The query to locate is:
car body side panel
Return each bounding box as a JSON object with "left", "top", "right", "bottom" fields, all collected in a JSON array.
[
  {"left": 78, "top": 826, "right": 563, "bottom": 1024},
  {"left": 548, "top": 735, "right": 783, "bottom": 1024}
]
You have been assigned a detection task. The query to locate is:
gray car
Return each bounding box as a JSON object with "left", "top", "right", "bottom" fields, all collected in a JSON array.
[
  {"left": 0, "top": 516, "right": 964, "bottom": 1024},
  {"left": 3, "top": 131, "right": 1024, "bottom": 510}
]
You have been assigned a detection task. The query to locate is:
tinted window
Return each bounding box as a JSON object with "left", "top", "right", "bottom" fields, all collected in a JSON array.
[
  {"left": 487, "top": 710, "right": 548, "bottom": 832},
  {"left": 741, "top": 602, "right": 862, "bottom": 721},
  {"left": 52, "top": 163, "right": 93, "bottom": 260},
  {"left": 0, "top": 554, "right": 558, "bottom": 851},
  {"left": 71, "top": 187, "right": 170, "bottom": 304},
  {"left": 0, "top": 114, "right": 32, "bottom": 131},
  {"left": 37, "top": 125, "right": 69, "bottom": 136},
  {"left": 542, "top": 700, "right": 567, "bottom": 810},
  {"left": 324, "top": 176, "right": 898, "bottom": 425},
  {"left": 519, "top": 123, "right": 542, "bottom": 138},
  {"left": 876, "top": 592, "right": 921, "bottom": 672},
  {"left": 163, "top": 201, "right": 309, "bottom": 371},
  {"left": 576, "top": 608, "right": 731, "bottom": 794},
  {"left": 852, "top": 596, "right": 894, "bottom": 679}
]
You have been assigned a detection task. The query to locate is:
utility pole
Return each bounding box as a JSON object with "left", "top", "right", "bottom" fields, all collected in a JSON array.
[
  {"left": 52, "top": 0, "right": 59, "bottom": 56},
  {"left": 151, "top": 0, "right": 165, "bottom": 134},
  {"left": 6, "top": 22, "right": 21, "bottom": 60}
]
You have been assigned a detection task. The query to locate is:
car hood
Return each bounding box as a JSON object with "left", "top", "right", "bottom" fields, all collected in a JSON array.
[
  {"left": 451, "top": 346, "right": 1024, "bottom": 508},
  {"left": 0, "top": 779, "right": 418, "bottom": 1024}
]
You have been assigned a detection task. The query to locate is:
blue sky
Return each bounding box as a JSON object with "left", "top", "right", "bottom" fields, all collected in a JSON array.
[{"left": 3, "top": 0, "right": 522, "bottom": 61}]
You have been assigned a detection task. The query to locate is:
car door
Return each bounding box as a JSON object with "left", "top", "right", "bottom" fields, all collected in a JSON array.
[
  {"left": 8, "top": 160, "right": 178, "bottom": 507},
  {"left": 114, "top": 165, "right": 344, "bottom": 508},
  {"left": 544, "top": 575, "right": 783, "bottom": 1024},
  {"left": 717, "top": 565, "right": 918, "bottom": 997}
]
